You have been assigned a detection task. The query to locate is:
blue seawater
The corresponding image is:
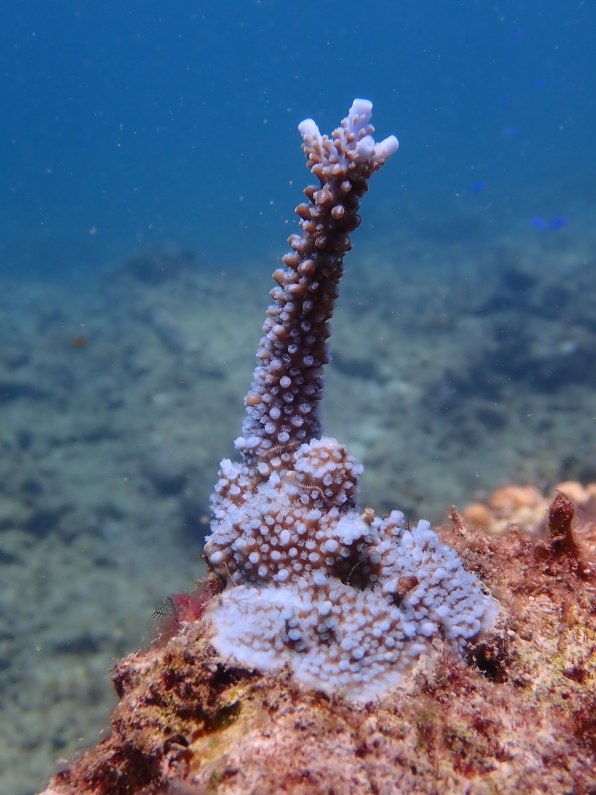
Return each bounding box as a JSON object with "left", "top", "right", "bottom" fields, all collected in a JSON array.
[{"left": 0, "top": 0, "right": 594, "bottom": 278}]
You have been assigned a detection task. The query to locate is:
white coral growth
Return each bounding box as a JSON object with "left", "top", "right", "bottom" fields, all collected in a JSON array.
[
  {"left": 204, "top": 438, "right": 498, "bottom": 703},
  {"left": 298, "top": 98, "right": 399, "bottom": 170}
]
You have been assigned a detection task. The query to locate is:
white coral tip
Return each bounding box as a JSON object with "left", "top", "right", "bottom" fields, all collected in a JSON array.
[
  {"left": 354, "top": 135, "right": 376, "bottom": 162},
  {"left": 348, "top": 98, "right": 373, "bottom": 123},
  {"left": 374, "top": 135, "right": 399, "bottom": 162},
  {"left": 298, "top": 118, "right": 321, "bottom": 142}
]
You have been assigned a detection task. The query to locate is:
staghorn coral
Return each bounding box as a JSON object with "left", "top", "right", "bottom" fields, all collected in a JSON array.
[{"left": 204, "top": 100, "right": 497, "bottom": 702}]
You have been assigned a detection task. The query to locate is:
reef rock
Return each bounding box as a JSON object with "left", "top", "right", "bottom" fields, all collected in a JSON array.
[{"left": 39, "top": 488, "right": 595, "bottom": 795}]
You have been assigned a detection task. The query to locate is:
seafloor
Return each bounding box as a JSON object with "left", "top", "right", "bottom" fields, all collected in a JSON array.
[{"left": 1, "top": 212, "right": 595, "bottom": 795}]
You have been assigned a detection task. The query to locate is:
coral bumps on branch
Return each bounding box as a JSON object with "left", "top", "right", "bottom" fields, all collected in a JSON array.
[
  {"left": 236, "top": 99, "right": 398, "bottom": 465},
  {"left": 204, "top": 101, "right": 497, "bottom": 701}
]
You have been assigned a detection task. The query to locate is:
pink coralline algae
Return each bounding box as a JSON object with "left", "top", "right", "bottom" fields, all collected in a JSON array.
[{"left": 203, "top": 100, "right": 498, "bottom": 702}]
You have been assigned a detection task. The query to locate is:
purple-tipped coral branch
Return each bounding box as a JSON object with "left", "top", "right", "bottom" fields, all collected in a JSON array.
[{"left": 204, "top": 100, "right": 497, "bottom": 702}]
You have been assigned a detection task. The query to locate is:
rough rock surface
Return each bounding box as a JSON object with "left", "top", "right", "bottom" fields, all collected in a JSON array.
[{"left": 39, "top": 489, "right": 595, "bottom": 795}]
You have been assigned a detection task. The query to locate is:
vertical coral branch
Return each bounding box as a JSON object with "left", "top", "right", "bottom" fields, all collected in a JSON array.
[{"left": 236, "top": 99, "right": 398, "bottom": 469}]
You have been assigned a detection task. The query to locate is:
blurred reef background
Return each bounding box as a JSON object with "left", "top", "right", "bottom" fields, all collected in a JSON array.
[{"left": 0, "top": 2, "right": 595, "bottom": 794}]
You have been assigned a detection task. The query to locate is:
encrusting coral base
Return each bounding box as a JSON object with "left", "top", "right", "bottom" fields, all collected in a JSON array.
[{"left": 39, "top": 486, "right": 595, "bottom": 794}]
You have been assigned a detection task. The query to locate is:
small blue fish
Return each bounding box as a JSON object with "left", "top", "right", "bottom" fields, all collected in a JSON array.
[{"left": 531, "top": 215, "right": 567, "bottom": 231}]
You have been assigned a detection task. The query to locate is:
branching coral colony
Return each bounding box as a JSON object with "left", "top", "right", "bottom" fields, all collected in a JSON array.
[{"left": 204, "top": 100, "right": 498, "bottom": 702}]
